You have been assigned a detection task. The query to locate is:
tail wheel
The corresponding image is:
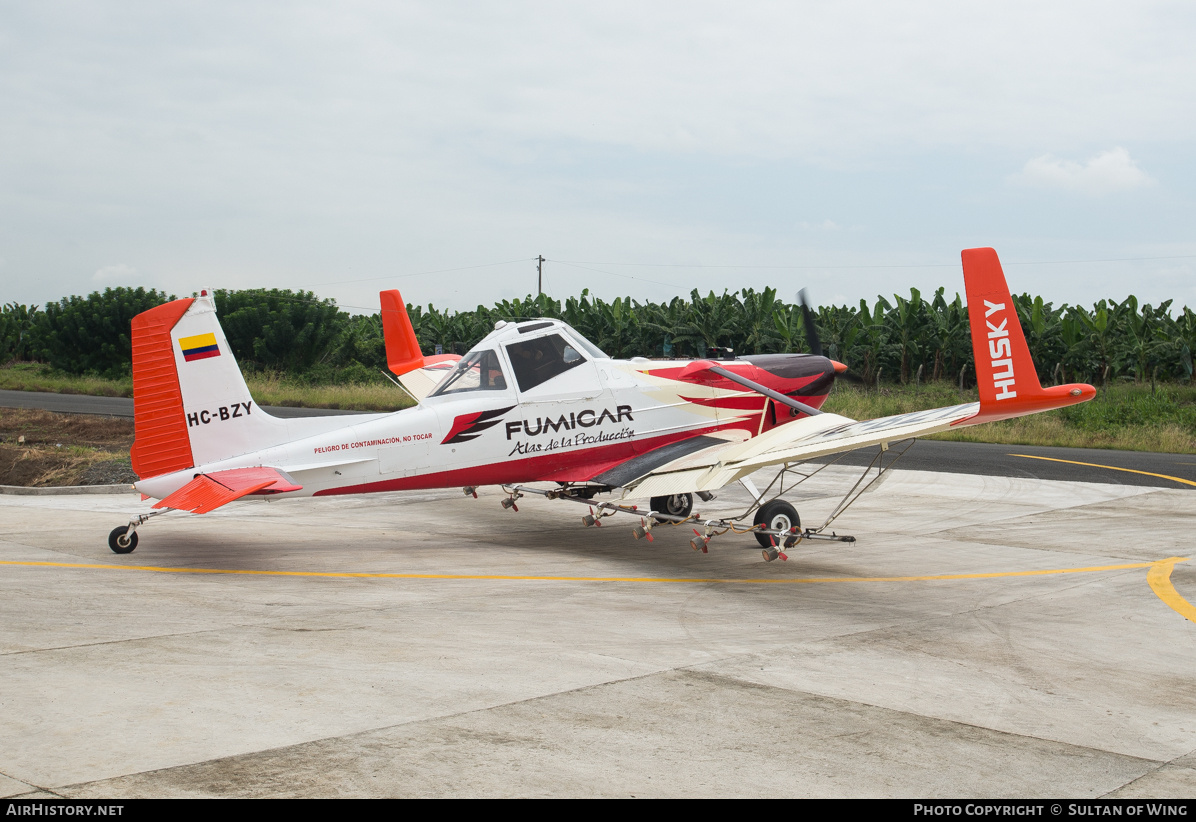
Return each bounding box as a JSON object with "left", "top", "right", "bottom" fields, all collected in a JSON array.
[
  {"left": 650, "top": 493, "right": 693, "bottom": 521},
  {"left": 108, "top": 526, "right": 138, "bottom": 554},
  {"left": 753, "top": 500, "right": 800, "bottom": 548}
]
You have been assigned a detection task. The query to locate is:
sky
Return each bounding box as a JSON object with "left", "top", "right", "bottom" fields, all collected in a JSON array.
[{"left": 2, "top": 1, "right": 1195, "bottom": 315}]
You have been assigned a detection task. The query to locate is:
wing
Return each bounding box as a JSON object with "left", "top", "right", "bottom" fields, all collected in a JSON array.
[
  {"left": 621, "top": 403, "right": 977, "bottom": 498},
  {"left": 152, "top": 466, "right": 302, "bottom": 514},
  {"left": 623, "top": 246, "right": 1098, "bottom": 499}
]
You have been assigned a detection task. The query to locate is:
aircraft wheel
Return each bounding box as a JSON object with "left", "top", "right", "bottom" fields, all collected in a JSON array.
[
  {"left": 753, "top": 500, "right": 800, "bottom": 548},
  {"left": 650, "top": 493, "right": 693, "bottom": 521},
  {"left": 108, "top": 526, "right": 138, "bottom": 554}
]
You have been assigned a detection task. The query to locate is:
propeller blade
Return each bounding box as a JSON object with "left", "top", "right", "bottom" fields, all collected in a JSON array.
[{"left": 797, "top": 289, "right": 822, "bottom": 357}]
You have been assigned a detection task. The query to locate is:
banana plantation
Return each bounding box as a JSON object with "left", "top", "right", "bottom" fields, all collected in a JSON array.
[
  {"left": 402, "top": 288, "right": 1196, "bottom": 389},
  {"left": 3, "top": 286, "right": 1195, "bottom": 387}
]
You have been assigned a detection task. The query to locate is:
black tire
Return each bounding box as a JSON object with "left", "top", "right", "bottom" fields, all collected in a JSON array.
[
  {"left": 650, "top": 493, "right": 693, "bottom": 521},
  {"left": 108, "top": 526, "right": 138, "bottom": 554},
  {"left": 753, "top": 500, "right": 800, "bottom": 548}
]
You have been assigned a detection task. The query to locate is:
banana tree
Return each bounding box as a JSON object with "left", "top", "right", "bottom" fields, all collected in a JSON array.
[
  {"left": 1118, "top": 295, "right": 1172, "bottom": 383},
  {"left": 855, "top": 296, "right": 892, "bottom": 387},
  {"left": 1176, "top": 307, "right": 1196, "bottom": 383},
  {"left": 771, "top": 304, "right": 809, "bottom": 354},
  {"left": 887, "top": 288, "right": 929, "bottom": 383},
  {"left": 673, "top": 289, "right": 743, "bottom": 356},
  {"left": 738, "top": 287, "right": 782, "bottom": 354},
  {"left": 926, "top": 288, "right": 970, "bottom": 382}
]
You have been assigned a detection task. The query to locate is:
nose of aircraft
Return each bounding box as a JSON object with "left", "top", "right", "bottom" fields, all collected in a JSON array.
[{"left": 737, "top": 352, "right": 839, "bottom": 398}]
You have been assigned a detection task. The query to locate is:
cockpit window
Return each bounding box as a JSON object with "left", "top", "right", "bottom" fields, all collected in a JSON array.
[
  {"left": 428, "top": 349, "right": 508, "bottom": 396},
  {"left": 505, "top": 333, "right": 587, "bottom": 392}
]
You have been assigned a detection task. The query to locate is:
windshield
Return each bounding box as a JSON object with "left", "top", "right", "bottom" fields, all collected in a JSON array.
[
  {"left": 565, "top": 327, "right": 608, "bottom": 360},
  {"left": 428, "top": 349, "right": 508, "bottom": 396}
]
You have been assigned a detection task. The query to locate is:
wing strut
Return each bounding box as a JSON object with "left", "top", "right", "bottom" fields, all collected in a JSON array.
[{"left": 701, "top": 363, "right": 823, "bottom": 417}]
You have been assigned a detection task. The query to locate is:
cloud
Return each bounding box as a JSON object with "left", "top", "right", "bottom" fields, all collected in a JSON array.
[
  {"left": 92, "top": 263, "right": 138, "bottom": 283},
  {"left": 1012, "top": 147, "right": 1155, "bottom": 195}
]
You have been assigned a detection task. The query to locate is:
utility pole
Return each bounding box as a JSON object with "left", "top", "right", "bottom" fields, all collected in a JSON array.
[{"left": 537, "top": 255, "right": 545, "bottom": 296}]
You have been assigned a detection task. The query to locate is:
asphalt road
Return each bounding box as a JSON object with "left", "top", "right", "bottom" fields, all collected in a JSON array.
[
  {"left": 2, "top": 388, "right": 1193, "bottom": 489},
  {"left": 0, "top": 388, "right": 371, "bottom": 419}
]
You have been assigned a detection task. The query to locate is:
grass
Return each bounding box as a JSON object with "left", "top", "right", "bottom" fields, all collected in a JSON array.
[
  {"left": 242, "top": 372, "right": 413, "bottom": 412},
  {"left": 3, "top": 363, "right": 1194, "bottom": 453},
  {"left": 824, "top": 380, "right": 1196, "bottom": 454},
  {"left": 0, "top": 362, "right": 133, "bottom": 397},
  {"left": 0, "top": 362, "right": 414, "bottom": 412}
]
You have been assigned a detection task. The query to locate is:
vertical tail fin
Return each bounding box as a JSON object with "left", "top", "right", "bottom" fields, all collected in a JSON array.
[
  {"left": 959, "top": 248, "right": 1094, "bottom": 425},
  {"left": 131, "top": 291, "right": 347, "bottom": 477},
  {"left": 380, "top": 290, "right": 425, "bottom": 375},
  {"left": 131, "top": 291, "right": 394, "bottom": 484},
  {"left": 379, "top": 289, "right": 461, "bottom": 401}
]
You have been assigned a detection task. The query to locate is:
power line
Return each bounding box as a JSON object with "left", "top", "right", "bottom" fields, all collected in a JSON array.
[
  {"left": 549, "top": 260, "right": 689, "bottom": 290},
  {"left": 552, "top": 254, "right": 1196, "bottom": 270}
]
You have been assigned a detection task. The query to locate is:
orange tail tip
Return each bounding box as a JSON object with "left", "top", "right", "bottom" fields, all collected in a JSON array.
[
  {"left": 380, "top": 290, "right": 426, "bottom": 376},
  {"left": 957, "top": 247, "right": 1095, "bottom": 426}
]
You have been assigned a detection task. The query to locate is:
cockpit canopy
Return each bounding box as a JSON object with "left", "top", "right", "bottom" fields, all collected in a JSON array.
[{"left": 427, "top": 320, "right": 607, "bottom": 398}]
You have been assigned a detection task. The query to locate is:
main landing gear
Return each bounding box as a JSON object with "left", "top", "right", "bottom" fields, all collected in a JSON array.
[
  {"left": 752, "top": 500, "right": 800, "bottom": 549},
  {"left": 491, "top": 481, "right": 849, "bottom": 563},
  {"left": 650, "top": 493, "right": 693, "bottom": 520},
  {"left": 483, "top": 440, "right": 915, "bottom": 562}
]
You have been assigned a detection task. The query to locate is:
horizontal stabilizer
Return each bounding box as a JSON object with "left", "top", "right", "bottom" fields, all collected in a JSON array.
[{"left": 153, "top": 466, "right": 302, "bottom": 514}]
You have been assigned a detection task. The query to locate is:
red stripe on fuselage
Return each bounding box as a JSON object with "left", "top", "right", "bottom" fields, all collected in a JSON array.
[{"left": 314, "top": 424, "right": 729, "bottom": 497}]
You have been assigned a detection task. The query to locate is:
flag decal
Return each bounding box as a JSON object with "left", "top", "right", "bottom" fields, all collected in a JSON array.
[{"left": 179, "top": 332, "right": 220, "bottom": 362}]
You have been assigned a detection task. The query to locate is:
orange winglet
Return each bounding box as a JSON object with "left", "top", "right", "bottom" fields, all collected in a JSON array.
[
  {"left": 152, "top": 467, "right": 302, "bottom": 514},
  {"left": 955, "top": 248, "right": 1095, "bottom": 426},
  {"left": 129, "top": 298, "right": 196, "bottom": 479},
  {"left": 380, "top": 289, "right": 426, "bottom": 376}
]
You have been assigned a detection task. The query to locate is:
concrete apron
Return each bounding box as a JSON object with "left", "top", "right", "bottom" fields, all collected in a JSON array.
[{"left": 0, "top": 466, "right": 1193, "bottom": 798}]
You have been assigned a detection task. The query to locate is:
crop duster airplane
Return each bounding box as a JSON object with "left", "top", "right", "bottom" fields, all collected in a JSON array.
[{"left": 110, "top": 248, "right": 1095, "bottom": 559}]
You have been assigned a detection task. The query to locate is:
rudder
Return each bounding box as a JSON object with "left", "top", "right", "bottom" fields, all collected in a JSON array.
[{"left": 130, "top": 298, "right": 196, "bottom": 478}]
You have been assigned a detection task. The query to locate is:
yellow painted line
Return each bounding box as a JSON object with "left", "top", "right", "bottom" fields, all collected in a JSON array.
[
  {"left": 1148, "top": 557, "right": 1196, "bottom": 624},
  {"left": 1009, "top": 454, "right": 1196, "bottom": 488},
  {"left": 0, "top": 558, "right": 1164, "bottom": 585}
]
